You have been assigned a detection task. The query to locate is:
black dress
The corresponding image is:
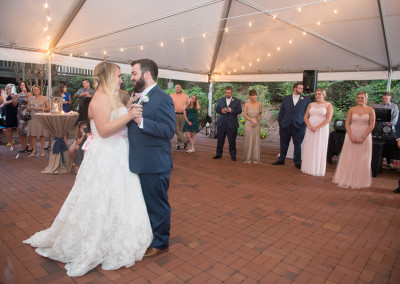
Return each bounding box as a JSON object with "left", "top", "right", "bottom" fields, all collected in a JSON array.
[{"left": 3, "top": 95, "right": 18, "bottom": 128}]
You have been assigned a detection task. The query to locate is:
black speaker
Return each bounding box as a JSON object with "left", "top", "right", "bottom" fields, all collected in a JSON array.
[{"left": 303, "top": 70, "right": 318, "bottom": 93}]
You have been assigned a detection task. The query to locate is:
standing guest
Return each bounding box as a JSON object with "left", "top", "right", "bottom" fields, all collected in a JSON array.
[
  {"left": 170, "top": 84, "right": 189, "bottom": 150},
  {"left": 27, "top": 85, "right": 50, "bottom": 157},
  {"left": 242, "top": 90, "right": 262, "bottom": 164},
  {"left": 58, "top": 83, "right": 71, "bottom": 113},
  {"left": 373, "top": 92, "right": 398, "bottom": 167},
  {"left": 393, "top": 114, "right": 400, "bottom": 193},
  {"left": 57, "top": 83, "right": 71, "bottom": 144},
  {"left": 213, "top": 86, "right": 242, "bottom": 161},
  {"left": 301, "top": 88, "right": 333, "bottom": 176},
  {"left": 183, "top": 94, "right": 201, "bottom": 153},
  {"left": 272, "top": 83, "right": 311, "bottom": 169},
  {"left": 73, "top": 79, "right": 95, "bottom": 124},
  {"left": 332, "top": 91, "right": 375, "bottom": 189},
  {"left": 16, "top": 81, "right": 32, "bottom": 153},
  {"left": 2, "top": 84, "right": 18, "bottom": 150}
]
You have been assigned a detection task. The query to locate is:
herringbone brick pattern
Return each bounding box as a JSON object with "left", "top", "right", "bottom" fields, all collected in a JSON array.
[{"left": 1, "top": 134, "right": 399, "bottom": 283}]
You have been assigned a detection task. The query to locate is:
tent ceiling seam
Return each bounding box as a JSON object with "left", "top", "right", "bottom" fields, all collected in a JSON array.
[
  {"left": 50, "top": 0, "right": 86, "bottom": 52},
  {"left": 209, "top": 0, "right": 233, "bottom": 75},
  {"left": 238, "top": 0, "right": 388, "bottom": 70},
  {"left": 56, "top": 0, "right": 223, "bottom": 51},
  {"left": 377, "top": 0, "right": 392, "bottom": 70}
]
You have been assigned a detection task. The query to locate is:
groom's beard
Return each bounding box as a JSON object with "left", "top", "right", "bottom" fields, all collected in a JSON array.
[{"left": 133, "top": 75, "right": 146, "bottom": 93}]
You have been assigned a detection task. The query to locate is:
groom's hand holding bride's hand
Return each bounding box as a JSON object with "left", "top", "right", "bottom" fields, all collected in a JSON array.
[{"left": 129, "top": 104, "right": 143, "bottom": 125}]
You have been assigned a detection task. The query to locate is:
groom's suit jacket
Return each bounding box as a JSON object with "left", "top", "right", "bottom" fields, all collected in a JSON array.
[
  {"left": 128, "top": 85, "right": 175, "bottom": 174},
  {"left": 215, "top": 96, "right": 242, "bottom": 129},
  {"left": 278, "top": 94, "right": 311, "bottom": 130}
]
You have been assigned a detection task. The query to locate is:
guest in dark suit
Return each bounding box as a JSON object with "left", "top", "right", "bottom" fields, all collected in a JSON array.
[
  {"left": 273, "top": 83, "right": 311, "bottom": 168},
  {"left": 128, "top": 59, "right": 176, "bottom": 257},
  {"left": 213, "top": 86, "right": 242, "bottom": 161},
  {"left": 393, "top": 113, "right": 400, "bottom": 193}
]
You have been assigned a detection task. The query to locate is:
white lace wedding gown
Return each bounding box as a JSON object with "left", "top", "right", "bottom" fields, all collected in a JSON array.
[{"left": 23, "top": 107, "right": 153, "bottom": 277}]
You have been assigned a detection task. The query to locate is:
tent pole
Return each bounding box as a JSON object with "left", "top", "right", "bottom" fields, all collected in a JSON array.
[
  {"left": 208, "top": 73, "right": 213, "bottom": 117},
  {"left": 387, "top": 69, "right": 392, "bottom": 92},
  {"left": 47, "top": 54, "right": 52, "bottom": 100}
]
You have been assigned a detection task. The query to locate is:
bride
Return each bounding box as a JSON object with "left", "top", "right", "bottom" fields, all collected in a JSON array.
[{"left": 23, "top": 62, "right": 153, "bottom": 277}]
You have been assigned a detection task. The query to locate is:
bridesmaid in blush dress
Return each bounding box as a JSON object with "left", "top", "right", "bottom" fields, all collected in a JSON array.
[
  {"left": 242, "top": 90, "right": 262, "bottom": 164},
  {"left": 301, "top": 88, "right": 333, "bottom": 176},
  {"left": 332, "top": 91, "right": 375, "bottom": 188}
]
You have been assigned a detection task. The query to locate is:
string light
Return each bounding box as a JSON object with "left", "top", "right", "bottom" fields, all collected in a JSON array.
[
  {"left": 103, "top": 51, "right": 107, "bottom": 55},
  {"left": 317, "top": 21, "right": 321, "bottom": 26},
  {"left": 85, "top": 52, "right": 88, "bottom": 56},
  {"left": 47, "top": 16, "right": 51, "bottom": 22},
  {"left": 242, "top": 66, "right": 244, "bottom": 70},
  {"left": 181, "top": 38, "right": 184, "bottom": 43},
  {"left": 268, "top": 53, "right": 271, "bottom": 57},
  {"left": 289, "top": 40, "right": 293, "bottom": 44},
  {"left": 120, "top": 48, "right": 124, "bottom": 52},
  {"left": 249, "top": 63, "right": 252, "bottom": 66},
  {"left": 44, "top": 26, "right": 48, "bottom": 32},
  {"left": 333, "top": 9, "right": 338, "bottom": 14},
  {"left": 69, "top": 53, "right": 73, "bottom": 57},
  {"left": 202, "top": 33, "right": 206, "bottom": 38},
  {"left": 160, "top": 42, "right": 164, "bottom": 47},
  {"left": 257, "top": 58, "right": 260, "bottom": 62},
  {"left": 248, "top": 22, "right": 252, "bottom": 27},
  {"left": 234, "top": 69, "right": 237, "bottom": 72},
  {"left": 297, "top": 7, "right": 301, "bottom": 12},
  {"left": 277, "top": 47, "right": 281, "bottom": 51},
  {"left": 140, "top": 45, "right": 144, "bottom": 50},
  {"left": 44, "top": 0, "right": 48, "bottom": 8},
  {"left": 303, "top": 31, "right": 307, "bottom": 35},
  {"left": 225, "top": 28, "right": 229, "bottom": 32}
]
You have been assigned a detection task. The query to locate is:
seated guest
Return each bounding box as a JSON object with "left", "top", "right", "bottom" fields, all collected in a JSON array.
[
  {"left": 332, "top": 92, "right": 375, "bottom": 188},
  {"left": 301, "top": 88, "right": 333, "bottom": 176}
]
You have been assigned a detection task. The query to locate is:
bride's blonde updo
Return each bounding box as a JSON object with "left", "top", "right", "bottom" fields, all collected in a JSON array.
[{"left": 93, "top": 62, "right": 123, "bottom": 111}]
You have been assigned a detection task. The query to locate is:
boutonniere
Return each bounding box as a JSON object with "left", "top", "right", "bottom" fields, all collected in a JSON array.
[
  {"left": 300, "top": 97, "right": 304, "bottom": 100},
  {"left": 139, "top": 95, "right": 149, "bottom": 105},
  {"left": 231, "top": 98, "right": 235, "bottom": 102}
]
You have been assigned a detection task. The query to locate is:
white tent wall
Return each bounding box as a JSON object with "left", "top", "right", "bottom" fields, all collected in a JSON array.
[{"left": 0, "top": 0, "right": 399, "bottom": 83}]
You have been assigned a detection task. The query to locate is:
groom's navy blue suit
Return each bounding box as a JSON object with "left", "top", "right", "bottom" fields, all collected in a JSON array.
[
  {"left": 277, "top": 94, "right": 311, "bottom": 164},
  {"left": 128, "top": 85, "right": 175, "bottom": 250},
  {"left": 215, "top": 96, "right": 242, "bottom": 158}
]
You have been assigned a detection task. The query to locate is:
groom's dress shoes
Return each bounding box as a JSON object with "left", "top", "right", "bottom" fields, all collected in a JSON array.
[
  {"left": 144, "top": 247, "right": 169, "bottom": 258},
  {"left": 295, "top": 163, "right": 301, "bottom": 169},
  {"left": 272, "top": 161, "right": 284, "bottom": 165},
  {"left": 231, "top": 157, "right": 237, "bottom": 161},
  {"left": 213, "top": 155, "right": 222, "bottom": 159}
]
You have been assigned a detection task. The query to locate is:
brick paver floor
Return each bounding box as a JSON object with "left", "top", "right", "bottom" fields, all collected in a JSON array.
[{"left": 1, "top": 134, "right": 399, "bottom": 283}]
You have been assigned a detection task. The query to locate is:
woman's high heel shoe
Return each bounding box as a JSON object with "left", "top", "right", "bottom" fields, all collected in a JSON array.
[{"left": 28, "top": 151, "right": 37, "bottom": 157}]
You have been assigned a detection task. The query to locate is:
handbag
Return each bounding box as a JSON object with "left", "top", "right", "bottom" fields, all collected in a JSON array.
[{"left": 22, "top": 113, "right": 31, "bottom": 121}]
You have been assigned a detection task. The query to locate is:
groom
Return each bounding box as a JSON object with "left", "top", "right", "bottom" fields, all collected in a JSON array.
[
  {"left": 273, "top": 83, "right": 310, "bottom": 168},
  {"left": 128, "top": 59, "right": 176, "bottom": 257}
]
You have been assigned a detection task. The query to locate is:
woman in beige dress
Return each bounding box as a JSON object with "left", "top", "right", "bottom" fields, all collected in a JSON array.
[
  {"left": 27, "top": 85, "right": 50, "bottom": 157},
  {"left": 332, "top": 91, "right": 375, "bottom": 188},
  {"left": 242, "top": 90, "right": 262, "bottom": 164}
]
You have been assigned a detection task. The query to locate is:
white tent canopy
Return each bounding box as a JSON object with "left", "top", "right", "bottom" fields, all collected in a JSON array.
[{"left": 1, "top": 0, "right": 399, "bottom": 82}]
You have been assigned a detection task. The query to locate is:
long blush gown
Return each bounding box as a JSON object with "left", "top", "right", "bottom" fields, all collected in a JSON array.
[
  {"left": 242, "top": 105, "right": 261, "bottom": 163},
  {"left": 23, "top": 107, "right": 153, "bottom": 277},
  {"left": 301, "top": 102, "right": 330, "bottom": 176},
  {"left": 332, "top": 113, "right": 372, "bottom": 188}
]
